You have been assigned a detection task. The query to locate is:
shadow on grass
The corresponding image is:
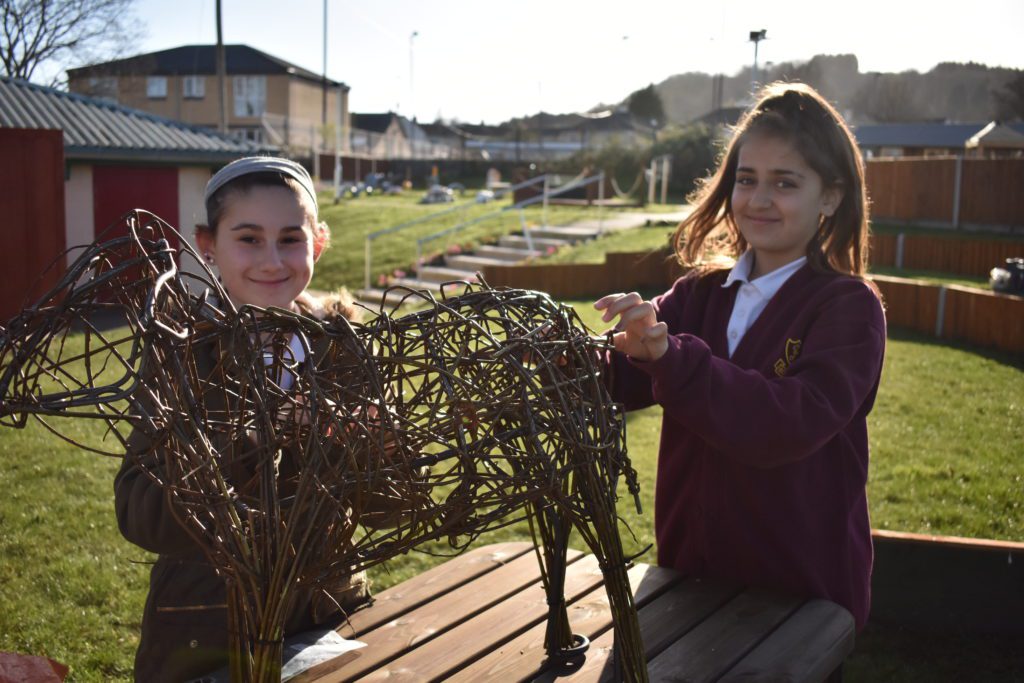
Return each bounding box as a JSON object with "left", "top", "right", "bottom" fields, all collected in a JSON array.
[
  {"left": 847, "top": 621, "right": 1024, "bottom": 682},
  {"left": 886, "top": 326, "right": 1024, "bottom": 371}
]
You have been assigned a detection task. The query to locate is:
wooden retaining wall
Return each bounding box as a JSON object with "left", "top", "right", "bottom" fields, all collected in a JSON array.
[
  {"left": 870, "top": 233, "right": 1024, "bottom": 278},
  {"left": 870, "top": 530, "right": 1024, "bottom": 635},
  {"left": 483, "top": 253, "right": 1024, "bottom": 353}
]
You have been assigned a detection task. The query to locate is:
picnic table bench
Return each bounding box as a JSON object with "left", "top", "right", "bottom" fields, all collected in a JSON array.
[{"left": 295, "top": 542, "right": 854, "bottom": 682}]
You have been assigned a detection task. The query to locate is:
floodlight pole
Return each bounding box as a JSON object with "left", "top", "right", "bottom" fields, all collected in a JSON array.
[
  {"left": 409, "top": 31, "right": 419, "bottom": 122},
  {"left": 749, "top": 29, "right": 767, "bottom": 93},
  {"left": 216, "top": 0, "right": 227, "bottom": 134}
]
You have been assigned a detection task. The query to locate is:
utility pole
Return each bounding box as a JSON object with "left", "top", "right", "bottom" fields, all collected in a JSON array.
[
  {"left": 321, "top": 0, "right": 328, "bottom": 126},
  {"left": 216, "top": 0, "right": 227, "bottom": 134},
  {"left": 749, "top": 29, "right": 767, "bottom": 94},
  {"left": 409, "top": 31, "right": 418, "bottom": 121}
]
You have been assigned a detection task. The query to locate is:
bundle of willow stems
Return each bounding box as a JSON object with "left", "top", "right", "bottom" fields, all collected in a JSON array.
[{"left": 0, "top": 210, "right": 649, "bottom": 682}]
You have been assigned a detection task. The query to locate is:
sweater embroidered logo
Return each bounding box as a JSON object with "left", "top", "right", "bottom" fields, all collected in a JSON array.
[{"left": 773, "top": 338, "right": 803, "bottom": 377}]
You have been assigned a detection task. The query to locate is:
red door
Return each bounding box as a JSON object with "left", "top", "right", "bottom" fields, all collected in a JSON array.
[
  {"left": 92, "top": 165, "right": 180, "bottom": 248},
  {"left": 0, "top": 128, "right": 65, "bottom": 320}
]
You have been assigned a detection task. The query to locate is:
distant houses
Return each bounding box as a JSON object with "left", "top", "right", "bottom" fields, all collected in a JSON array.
[
  {"left": 854, "top": 121, "right": 1024, "bottom": 158},
  {"left": 67, "top": 44, "right": 349, "bottom": 156}
]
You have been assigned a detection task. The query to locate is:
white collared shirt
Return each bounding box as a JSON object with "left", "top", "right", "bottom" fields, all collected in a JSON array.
[{"left": 722, "top": 251, "right": 807, "bottom": 357}]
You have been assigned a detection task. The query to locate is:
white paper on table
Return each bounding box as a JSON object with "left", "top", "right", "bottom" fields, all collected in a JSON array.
[{"left": 188, "top": 629, "right": 366, "bottom": 683}]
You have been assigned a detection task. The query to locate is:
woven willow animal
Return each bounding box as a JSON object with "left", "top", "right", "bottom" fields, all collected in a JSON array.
[{"left": 0, "top": 211, "right": 647, "bottom": 682}]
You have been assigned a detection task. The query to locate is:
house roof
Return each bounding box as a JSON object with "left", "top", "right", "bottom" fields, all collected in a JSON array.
[
  {"left": 0, "top": 76, "right": 271, "bottom": 163},
  {"left": 67, "top": 44, "right": 347, "bottom": 89},
  {"left": 351, "top": 113, "right": 395, "bottom": 134},
  {"left": 966, "top": 121, "right": 1024, "bottom": 149},
  {"left": 351, "top": 112, "right": 428, "bottom": 141},
  {"left": 853, "top": 122, "right": 1024, "bottom": 149}
]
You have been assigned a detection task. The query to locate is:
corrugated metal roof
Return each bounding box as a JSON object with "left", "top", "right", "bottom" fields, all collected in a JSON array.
[
  {"left": 852, "top": 122, "right": 1024, "bottom": 149},
  {"left": 0, "top": 76, "right": 273, "bottom": 163}
]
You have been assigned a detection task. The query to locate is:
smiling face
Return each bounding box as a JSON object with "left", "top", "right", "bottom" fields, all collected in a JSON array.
[
  {"left": 197, "top": 184, "right": 317, "bottom": 310},
  {"left": 731, "top": 134, "right": 842, "bottom": 278}
]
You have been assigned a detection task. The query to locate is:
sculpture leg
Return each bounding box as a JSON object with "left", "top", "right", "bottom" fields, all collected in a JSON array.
[
  {"left": 531, "top": 503, "right": 589, "bottom": 668},
  {"left": 572, "top": 477, "right": 649, "bottom": 683}
]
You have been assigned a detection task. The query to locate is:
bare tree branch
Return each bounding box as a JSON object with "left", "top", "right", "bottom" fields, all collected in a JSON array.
[{"left": 1, "top": 0, "right": 140, "bottom": 85}]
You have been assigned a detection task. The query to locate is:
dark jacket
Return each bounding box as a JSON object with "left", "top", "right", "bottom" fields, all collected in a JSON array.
[
  {"left": 115, "top": 293, "right": 372, "bottom": 682},
  {"left": 608, "top": 266, "right": 885, "bottom": 630}
]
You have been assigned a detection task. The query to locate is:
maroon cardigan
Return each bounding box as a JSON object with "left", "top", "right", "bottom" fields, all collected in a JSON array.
[{"left": 608, "top": 265, "right": 885, "bottom": 630}]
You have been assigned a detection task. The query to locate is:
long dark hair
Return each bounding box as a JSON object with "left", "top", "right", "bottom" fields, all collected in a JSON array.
[{"left": 674, "top": 82, "right": 870, "bottom": 277}]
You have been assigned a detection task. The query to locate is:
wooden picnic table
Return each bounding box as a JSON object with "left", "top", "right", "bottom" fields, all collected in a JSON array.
[{"left": 295, "top": 541, "right": 854, "bottom": 682}]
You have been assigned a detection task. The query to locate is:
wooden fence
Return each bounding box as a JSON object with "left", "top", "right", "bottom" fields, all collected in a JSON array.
[
  {"left": 483, "top": 252, "right": 1024, "bottom": 353},
  {"left": 870, "top": 233, "right": 1024, "bottom": 278},
  {"left": 865, "top": 157, "right": 1024, "bottom": 229}
]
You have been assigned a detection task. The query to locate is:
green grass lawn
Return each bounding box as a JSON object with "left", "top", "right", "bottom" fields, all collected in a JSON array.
[{"left": 1, "top": 306, "right": 1021, "bottom": 680}]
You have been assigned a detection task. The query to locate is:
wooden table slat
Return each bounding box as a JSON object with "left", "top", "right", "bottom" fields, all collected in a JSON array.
[
  {"left": 356, "top": 553, "right": 609, "bottom": 681},
  {"left": 298, "top": 548, "right": 584, "bottom": 682},
  {"left": 340, "top": 541, "right": 535, "bottom": 638},
  {"left": 299, "top": 545, "right": 857, "bottom": 683},
  {"left": 646, "top": 590, "right": 804, "bottom": 683},
  {"left": 717, "top": 599, "right": 856, "bottom": 683},
  {"left": 449, "top": 563, "right": 681, "bottom": 682},
  {"left": 531, "top": 576, "right": 741, "bottom": 683}
]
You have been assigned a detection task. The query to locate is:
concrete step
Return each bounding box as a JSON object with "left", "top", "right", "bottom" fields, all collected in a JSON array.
[
  {"left": 565, "top": 215, "right": 648, "bottom": 231},
  {"left": 474, "top": 245, "right": 541, "bottom": 262},
  {"left": 388, "top": 277, "right": 474, "bottom": 296},
  {"left": 415, "top": 265, "right": 479, "bottom": 284},
  {"left": 354, "top": 287, "right": 421, "bottom": 311},
  {"left": 527, "top": 225, "right": 600, "bottom": 242},
  {"left": 446, "top": 254, "right": 523, "bottom": 271},
  {"left": 498, "top": 234, "right": 571, "bottom": 251}
]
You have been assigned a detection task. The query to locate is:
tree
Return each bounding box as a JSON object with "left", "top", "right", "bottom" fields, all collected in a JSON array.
[
  {"left": 1, "top": 0, "right": 138, "bottom": 85},
  {"left": 994, "top": 73, "right": 1024, "bottom": 122},
  {"left": 627, "top": 83, "right": 666, "bottom": 127}
]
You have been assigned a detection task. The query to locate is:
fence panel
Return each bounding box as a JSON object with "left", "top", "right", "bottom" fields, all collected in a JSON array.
[
  {"left": 900, "top": 235, "right": 1024, "bottom": 277},
  {"left": 959, "top": 159, "right": 1024, "bottom": 226},
  {"left": 943, "top": 286, "right": 1024, "bottom": 351},
  {"left": 866, "top": 158, "right": 955, "bottom": 223},
  {"left": 872, "top": 276, "right": 942, "bottom": 337},
  {"left": 870, "top": 233, "right": 897, "bottom": 268}
]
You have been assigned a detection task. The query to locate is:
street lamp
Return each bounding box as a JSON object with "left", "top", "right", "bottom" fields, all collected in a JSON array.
[
  {"left": 749, "top": 29, "right": 767, "bottom": 93},
  {"left": 409, "top": 30, "right": 419, "bottom": 122}
]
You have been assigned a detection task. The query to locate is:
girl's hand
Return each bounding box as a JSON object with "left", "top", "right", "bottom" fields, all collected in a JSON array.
[{"left": 594, "top": 292, "right": 669, "bottom": 362}]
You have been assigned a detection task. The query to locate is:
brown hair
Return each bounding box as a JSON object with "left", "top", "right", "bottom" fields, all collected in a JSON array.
[
  {"left": 673, "top": 82, "right": 869, "bottom": 277},
  {"left": 197, "top": 171, "right": 330, "bottom": 255}
]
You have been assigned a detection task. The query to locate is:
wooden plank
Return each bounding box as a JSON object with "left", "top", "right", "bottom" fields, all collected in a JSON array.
[
  {"left": 300, "top": 548, "right": 583, "bottom": 682},
  {"left": 339, "top": 541, "right": 535, "bottom": 638},
  {"left": 529, "top": 577, "right": 740, "bottom": 682},
  {"left": 717, "top": 599, "right": 855, "bottom": 683},
  {"left": 644, "top": 589, "right": 803, "bottom": 683},
  {"left": 357, "top": 553, "right": 612, "bottom": 681},
  {"left": 448, "top": 563, "right": 681, "bottom": 682}
]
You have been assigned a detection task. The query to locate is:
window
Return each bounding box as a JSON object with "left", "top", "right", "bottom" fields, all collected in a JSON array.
[
  {"left": 233, "top": 76, "right": 266, "bottom": 117},
  {"left": 146, "top": 76, "right": 167, "bottom": 99},
  {"left": 86, "top": 77, "right": 117, "bottom": 103},
  {"left": 182, "top": 76, "right": 205, "bottom": 99}
]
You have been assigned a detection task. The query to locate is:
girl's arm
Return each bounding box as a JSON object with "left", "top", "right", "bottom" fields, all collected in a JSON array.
[
  {"left": 114, "top": 425, "right": 199, "bottom": 556},
  {"left": 614, "top": 279, "right": 885, "bottom": 468}
]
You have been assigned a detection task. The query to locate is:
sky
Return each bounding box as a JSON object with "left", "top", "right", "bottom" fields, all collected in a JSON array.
[{"left": 58, "top": 0, "right": 1024, "bottom": 124}]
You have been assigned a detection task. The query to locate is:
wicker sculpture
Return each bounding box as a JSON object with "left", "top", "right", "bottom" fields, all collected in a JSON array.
[{"left": 0, "top": 210, "right": 647, "bottom": 682}]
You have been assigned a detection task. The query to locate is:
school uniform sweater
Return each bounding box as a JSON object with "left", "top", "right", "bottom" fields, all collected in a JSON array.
[{"left": 608, "top": 265, "right": 885, "bottom": 630}]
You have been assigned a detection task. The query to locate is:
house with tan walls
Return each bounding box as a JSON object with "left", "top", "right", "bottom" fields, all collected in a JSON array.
[{"left": 67, "top": 45, "right": 349, "bottom": 157}]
